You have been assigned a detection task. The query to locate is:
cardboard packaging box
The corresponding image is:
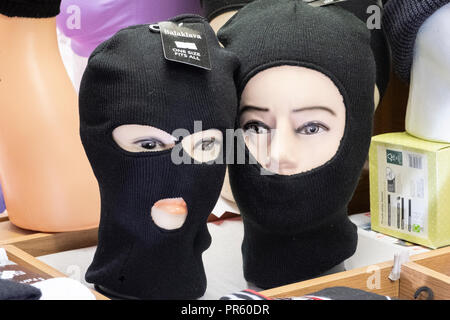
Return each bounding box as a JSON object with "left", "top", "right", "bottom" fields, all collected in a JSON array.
[
  {"left": 369, "top": 132, "right": 450, "bottom": 249},
  {"left": 347, "top": 213, "right": 429, "bottom": 270}
]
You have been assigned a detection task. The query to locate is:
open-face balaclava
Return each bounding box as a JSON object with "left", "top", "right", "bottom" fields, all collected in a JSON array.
[
  {"left": 382, "top": 0, "right": 450, "bottom": 83},
  {"left": 79, "top": 15, "right": 239, "bottom": 299},
  {"left": 218, "top": 0, "right": 376, "bottom": 289}
]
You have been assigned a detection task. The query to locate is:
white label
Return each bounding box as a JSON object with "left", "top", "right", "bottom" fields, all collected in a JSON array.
[{"left": 377, "top": 146, "right": 428, "bottom": 238}]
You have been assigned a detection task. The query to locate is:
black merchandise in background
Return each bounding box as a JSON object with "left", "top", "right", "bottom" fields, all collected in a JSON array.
[
  {"left": 79, "top": 14, "right": 239, "bottom": 299},
  {"left": 218, "top": 0, "right": 376, "bottom": 289},
  {"left": 0, "top": 279, "right": 42, "bottom": 300},
  {"left": 382, "top": 0, "right": 450, "bottom": 83},
  {"left": 0, "top": 0, "right": 61, "bottom": 18},
  {"left": 220, "top": 286, "right": 392, "bottom": 300}
]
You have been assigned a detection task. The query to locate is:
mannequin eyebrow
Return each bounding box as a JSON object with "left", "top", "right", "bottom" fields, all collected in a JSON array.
[
  {"left": 239, "top": 105, "right": 270, "bottom": 115},
  {"left": 239, "top": 105, "right": 336, "bottom": 116},
  {"left": 293, "top": 106, "right": 336, "bottom": 116}
]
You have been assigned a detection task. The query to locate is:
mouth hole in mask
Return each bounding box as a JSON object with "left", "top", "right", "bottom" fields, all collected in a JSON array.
[
  {"left": 151, "top": 197, "right": 188, "bottom": 231},
  {"left": 239, "top": 65, "right": 346, "bottom": 176}
]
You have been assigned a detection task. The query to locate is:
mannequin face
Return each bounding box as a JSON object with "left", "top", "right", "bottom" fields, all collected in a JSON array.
[
  {"left": 240, "top": 66, "right": 346, "bottom": 176},
  {"left": 112, "top": 124, "right": 223, "bottom": 230},
  {"left": 406, "top": 3, "right": 450, "bottom": 143}
]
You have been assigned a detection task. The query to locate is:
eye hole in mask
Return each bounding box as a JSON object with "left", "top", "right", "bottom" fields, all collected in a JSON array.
[
  {"left": 112, "top": 125, "right": 223, "bottom": 163},
  {"left": 112, "top": 124, "right": 178, "bottom": 153},
  {"left": 181, "top": 129, "right": 223, "bottom": 163}
]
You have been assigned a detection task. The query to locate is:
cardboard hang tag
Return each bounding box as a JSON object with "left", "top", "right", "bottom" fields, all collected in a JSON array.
[{"left": 155, "top": 21, "right": 212, "bottom": 71}]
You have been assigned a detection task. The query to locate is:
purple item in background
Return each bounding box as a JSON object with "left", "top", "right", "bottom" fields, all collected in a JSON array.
[
  {"left": 56, "top": 0, "right": 204, "bottom": 57},
  {"left": 0, "top": 183, "right": 5, "bottom": 213}
]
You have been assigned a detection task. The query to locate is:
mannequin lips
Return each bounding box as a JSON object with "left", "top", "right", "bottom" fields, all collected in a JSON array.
[{"left": 151, "top": 198, "right": 188, "bottom": 230}]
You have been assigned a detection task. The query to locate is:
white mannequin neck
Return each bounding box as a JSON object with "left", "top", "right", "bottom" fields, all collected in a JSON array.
[{"left": 406, "top": 3, "right": 450, "bottom": 143}]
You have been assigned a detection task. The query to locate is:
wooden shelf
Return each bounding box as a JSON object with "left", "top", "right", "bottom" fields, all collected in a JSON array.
[
  {"left": 2, "top": 244, "right": 107, "bottom": 300},
  {"left": 1, "top": 211, "right": 449, "bottom": 300},
  {"left": 0, "top": 218, "right": 97, "bottom": 257},
  {"left": 262, "top": 246, "right": 450, "bottom": 300}
]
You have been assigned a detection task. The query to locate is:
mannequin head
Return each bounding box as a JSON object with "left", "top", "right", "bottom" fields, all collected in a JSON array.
[
  {"left": 210, "top": 10, "right": 238, "bottom": 33},
  {"left": 200, "top": 0, "right": 253, "bottom": 31},
  {"left": 57, "top": 0, "right": 203, "bottom": 57},
  {"left": 406, "top": 3, "right": 450, "bottom": 143},
  {"left": 240, "top": 65, "right": 346, "bottom": 175}
]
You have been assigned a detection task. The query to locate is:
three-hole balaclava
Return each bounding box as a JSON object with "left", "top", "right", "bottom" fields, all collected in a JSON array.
[
  {"left": 218, "top": 0, "right": 376, "bottom": 289},
  {"left": 79, "top": 15, "right": 239, "bottom": 299}
]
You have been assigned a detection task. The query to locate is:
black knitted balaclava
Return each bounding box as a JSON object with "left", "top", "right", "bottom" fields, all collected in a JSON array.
[
  {"left": 200, "top": 0, "right": 254, "bottom": 21},
  {"left": 79, "top": 15, "right": 239, "bottom": 299},
  {"left": 218, "top": 0, "right": 376, "bottom": 289}
]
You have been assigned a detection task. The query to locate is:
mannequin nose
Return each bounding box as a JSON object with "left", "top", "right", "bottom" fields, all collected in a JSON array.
[
  {"left": 151, "top": 197, "right": 187, "bottom": 230},
  {"left": 266, "top": 128, "right": 299, "bottom": 175}
]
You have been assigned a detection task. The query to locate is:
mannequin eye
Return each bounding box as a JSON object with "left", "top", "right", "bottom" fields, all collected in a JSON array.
[
  {"left": 195, "top": 137, "right": 217, "bottom": 151},
  {"left": 296, "top": 122, "right": 329, "bottom": 135},
  {"left": 113, "top": 125, "right": 178, "bottom": 153},
  {"left": 181, "top": 129, "right": 223, "bottom": 163},
  {"left": 243, "top": 121, "right": 270, "bottom": 134},
  {"left": 134, "top": 139, "right": 168, "bottom": 151}
]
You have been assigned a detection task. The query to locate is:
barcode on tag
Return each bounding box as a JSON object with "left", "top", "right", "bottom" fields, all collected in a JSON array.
[{"left": 408, "top": 154, "right": 423, "bottom": 169}]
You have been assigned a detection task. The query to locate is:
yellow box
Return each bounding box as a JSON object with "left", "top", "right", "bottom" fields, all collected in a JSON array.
[{"left": 369, "top": 132, "right": 450, "bottom": 249}]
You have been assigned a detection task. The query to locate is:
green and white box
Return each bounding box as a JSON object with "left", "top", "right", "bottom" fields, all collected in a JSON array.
[{"left": 369, "top": 132, "right": 450, "bottom": 249}]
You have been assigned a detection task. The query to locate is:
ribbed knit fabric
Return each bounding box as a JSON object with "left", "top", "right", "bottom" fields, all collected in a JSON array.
[
  {"left": 200, "top": 0, "right": 253, "bottom": 20},
  {"left": 202, "top": 0, "right": 390, "bottom": 96},
  {"left": 0, "top": 0, "right": 61, "bottom": 18},
  {"left": 334, "top": 0, "right": 391, "bottom": 98},
  {"left": 79, "top": 15, "right": 239, "bottom": 299},
  {"left": 218, "top": 0, "right": 376, "bottom": 289},
  {"left": 383, "top": 0, "right": 450, "bottom": 82},
  {"left": 0, "top": 279, "right": 42, "bottom": 300}
]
